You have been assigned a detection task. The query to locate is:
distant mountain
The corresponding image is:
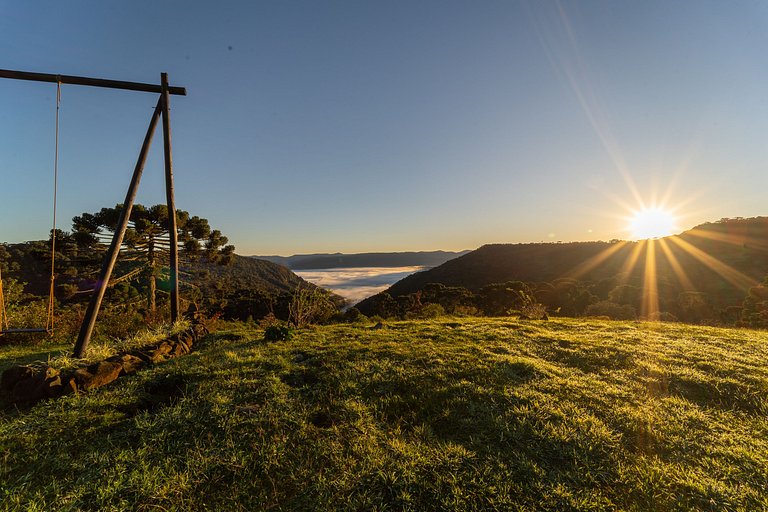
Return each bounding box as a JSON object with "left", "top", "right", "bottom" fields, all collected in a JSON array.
[
  {"left": 252, "top": 250, "right": 471, "bottom": 270},
  {"left": 356, "top": 217, "right": 768, "bottom": 313}
]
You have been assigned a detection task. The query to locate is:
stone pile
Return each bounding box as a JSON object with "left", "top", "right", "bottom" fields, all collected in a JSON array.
[{"left": 0, "top": 313, "right": 209, "bottom": 406}]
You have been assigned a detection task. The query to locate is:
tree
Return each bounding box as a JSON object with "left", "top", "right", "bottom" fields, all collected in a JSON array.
[
  {"left": 740, "top": 276, "right": 768, "bottom": 328},
  {"left": 676, "top": 291, "right": 713, "bottom": 324},
  {"left": 477, "top": 281, "right": 531, "bottom": 316},
  {"left": 72, "top": 204, "right": 235, "bottom": 314},
  {"left": 288, "top": 283, "right": 337, "bottom": 327},
  {"left": 420, "top": 283, "right": 474, "bottom": 314}
]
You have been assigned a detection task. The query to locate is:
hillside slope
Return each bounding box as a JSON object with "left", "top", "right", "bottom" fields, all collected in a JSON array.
[
  {"left": 358, "top": 217, "right": 768, "bottom": 312},
  {"left": 0, "top": 242, "right": 317, "bottom": 300},
  {"left": 1, "top": 317, "right": 767, "bottom": 510},
  {"left": 191, "top": 254, "right": 312, "bottom": 294}
]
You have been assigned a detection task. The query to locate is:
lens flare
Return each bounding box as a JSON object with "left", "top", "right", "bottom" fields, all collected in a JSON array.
[{"left": 628, "top": 208, "right": 677, "bottom": 240}]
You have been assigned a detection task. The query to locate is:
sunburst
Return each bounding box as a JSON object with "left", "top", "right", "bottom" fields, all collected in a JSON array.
[
  {"left": 565, "top": 194, "right": 757, "bottom": 321},
  {"left": 628, "top": 207, "right": 678, "bottom": 240}
]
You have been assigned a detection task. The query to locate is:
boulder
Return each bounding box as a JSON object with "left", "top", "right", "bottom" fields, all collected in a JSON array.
[
  {"left": 75, "top": 361, "right": 122, "bottom": 391},
  {"left": 178, "top": 331, "right": 195, "bottom": 346},
  {"left": 150, "top": 342, "right": 173, "bottom": 362},
  {"left": 107, "top": 354, "right": 144, "bottom": 376},
  {"left": 60, "top": 375, "right": 78, "bottom": 395},
  {"left": 11, "top": 366, "right": 62, "bottom": 403},
  {"left": 171, "top": 342, "right": 189, "bottom": 357},
  {"left": 1, "top": 365, "right": 34, "bottom": 394}
]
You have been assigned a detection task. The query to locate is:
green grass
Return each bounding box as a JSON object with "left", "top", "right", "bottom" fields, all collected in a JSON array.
[{"left": 1, "top": 317, "right": 767, "bottom": 511}]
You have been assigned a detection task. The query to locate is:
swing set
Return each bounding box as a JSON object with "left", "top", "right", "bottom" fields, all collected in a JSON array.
[{"left": 0, "top": 69, "right": 186, "bottom": 357}]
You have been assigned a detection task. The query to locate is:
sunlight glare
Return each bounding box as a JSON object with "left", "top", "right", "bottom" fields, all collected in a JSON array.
[{"left": 628, "top": 208, "right": 677, "bottom": 240}]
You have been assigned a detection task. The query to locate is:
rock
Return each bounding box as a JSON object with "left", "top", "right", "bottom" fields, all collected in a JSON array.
[
  {"left": 76, "top": 361, "right": 122, "bottom": 391},
  {"left": 1, "top": 365, "right": 34, "bottom": 394},
  {"left": 60, "top": 375, "right": 78, "bottom": 395},
  {"left": 73, "top": 368, "right": 93, "bottom": 387},
  {"left": 132, "top": 350, "right": 154, "bottom": 363},
  {"left": 179, "top": 331, "right": 195, "bottom": 346},
  {"left": 170, "top": 342, "right": 189, "bottom": 357},
  {"left": 11, "top": 366, "right": 62, "bottom": 403},
  {"left": 151, "top": 342, "right": 173, "bottom": 362},
  {"left": 107, "top": 354, "right": 144, "bottom": 375}
]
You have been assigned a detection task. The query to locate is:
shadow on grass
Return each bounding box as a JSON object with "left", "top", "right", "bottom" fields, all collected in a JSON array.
[
  {"left": 0, "top": 343, "right": 69, "bottom": 373},
  {"left": 669, "top": 376, "right": 766, "bottom": 414}
]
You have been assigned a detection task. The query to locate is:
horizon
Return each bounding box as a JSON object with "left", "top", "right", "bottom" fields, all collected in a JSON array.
[
  {"left": 3, "top": 2, "right": 768, "bottom": 254},
  {"left": 1, "top": 212, "right": 755, "bottom": 257}
]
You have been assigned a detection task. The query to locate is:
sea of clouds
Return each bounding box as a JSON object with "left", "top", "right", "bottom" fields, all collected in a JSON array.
[{"left": 294, "top": 266, "right": 424, "bottom": 306}]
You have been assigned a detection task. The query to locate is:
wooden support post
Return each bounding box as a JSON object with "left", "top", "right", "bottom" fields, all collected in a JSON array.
[
  {"left": 161, "top": 73, "right": 180, "bottom": 323},
  {"left": 73, "top": 98, "right": 163, "bottom": 358}
]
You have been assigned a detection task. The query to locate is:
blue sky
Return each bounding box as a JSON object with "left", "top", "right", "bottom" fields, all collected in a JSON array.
[{"left": 2, "top": 1, "right": 768, "bottom": 255}]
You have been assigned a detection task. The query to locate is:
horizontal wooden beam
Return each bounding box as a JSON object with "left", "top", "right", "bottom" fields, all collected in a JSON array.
[{"left": 0, "top": 69, "right": 186, "bottom": 96}]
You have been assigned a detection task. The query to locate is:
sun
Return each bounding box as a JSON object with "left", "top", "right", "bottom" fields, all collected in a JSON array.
[{"left": 628, "top": 207, "right": 678, "bottom": 240}]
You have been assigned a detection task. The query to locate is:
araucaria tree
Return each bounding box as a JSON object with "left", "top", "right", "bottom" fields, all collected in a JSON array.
[{"left": 72, "top": 204, "right": 235, "bottom": 314}]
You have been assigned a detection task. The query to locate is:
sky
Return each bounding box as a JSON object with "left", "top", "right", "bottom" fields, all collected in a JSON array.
[{"left": 1, "top": 1, "right": 768, "bottom": 255}]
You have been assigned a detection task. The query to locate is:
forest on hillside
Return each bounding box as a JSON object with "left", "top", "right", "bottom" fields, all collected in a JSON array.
[
  {"left": 0, "top": 204, "right": 340, "bottom": 343},
  {"left": 357, "top": 218, "right": 768, "bottom": 328}
]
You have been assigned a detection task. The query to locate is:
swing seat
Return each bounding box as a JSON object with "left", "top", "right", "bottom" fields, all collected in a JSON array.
[{"left": 0, "top": 328, "right": 50, "bottom": 334}]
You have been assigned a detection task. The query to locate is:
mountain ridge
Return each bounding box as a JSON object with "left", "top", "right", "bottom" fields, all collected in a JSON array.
[
  {"left": 355, "top": 217, "right": 768, "bottom": 316},
  {"left": 252, "top": 250, "right": 471, "bottom": 269}
]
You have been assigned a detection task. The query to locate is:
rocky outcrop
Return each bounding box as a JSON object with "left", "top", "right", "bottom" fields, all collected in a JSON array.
[{"left": 0, "top": 312, "right": 210, "bottom": 406}]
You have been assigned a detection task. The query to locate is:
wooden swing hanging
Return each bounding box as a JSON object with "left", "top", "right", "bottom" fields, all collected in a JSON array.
[
  {"left": 0, "top": 80, "right": 61, "bottom": 335},
  {"left": 0, "top": 68, "right": 185, "bottom": 357}
]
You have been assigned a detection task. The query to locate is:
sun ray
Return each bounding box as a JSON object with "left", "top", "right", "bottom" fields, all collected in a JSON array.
[
  {"left": 667, "top": 236, "right": 758, "bottom": 291},
  {"left": 565, "top": 241, "right": 629, "bottom": 280},
  {"left": 529, "top": 1, "right": 645, "bottom": 208},
  {"left": 657, "top": 238, "right": 695, "bottom": 291},
  {"left": 641, "top": 239, "right": 660, "bottom": 319},
  {"left": 617, "top": 241, "right": 645, "bottom": 286},
  {"left": 684, "top": 228, "right": 768, "bottom": 251}
]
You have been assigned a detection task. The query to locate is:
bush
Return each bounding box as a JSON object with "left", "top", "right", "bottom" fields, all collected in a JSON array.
[
  {"left": 645, "top": 311, "right": 678, "bottom": 322},
  {"left": 585, "top": 301, "right": 636, "bottom": 320},
  {"left": 264, "top": 325, "right": 293, "bottom": 342},
  {"left": 289, "top": 284, "right": 337, "bottom": 327},
  {"left": 520, "top": 302, "right": 548, "bottom": 320},
  {"left": 332, "top": 307, "right": 370, "bottom": 324},
  {"left": 407, "top": 303, "right": 446, "bottom": 319}
]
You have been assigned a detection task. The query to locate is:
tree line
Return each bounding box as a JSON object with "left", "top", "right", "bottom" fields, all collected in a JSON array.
[{"left": 356, "top": 276, "right": 762, "bottom": 326}]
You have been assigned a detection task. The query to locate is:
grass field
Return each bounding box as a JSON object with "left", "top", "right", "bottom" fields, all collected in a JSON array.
[{"left": 1, "top": 317, "right": 767, "bottom": 511}]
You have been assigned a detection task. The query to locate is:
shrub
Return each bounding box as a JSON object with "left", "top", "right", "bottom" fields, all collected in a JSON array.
[
  {"left": 645, "top": 311, "right": 678, "bottom": 322},
  {"left": 407, "top": 303, "right": 446, "bottom": 319},
  {"left": 264, "top": 325, "right": 293, "bottom": 342},
  {"left": 335, "top": 307, "right": 369, "bottom": 324},
  {"left": 369, "top": 315, "right": 385, "bottom": 324},
  {"left": 585, "top": 301, "right": 636, "bottom": 320},
  {"left": 452, "top": 304, "right": 479, "bottom": 316},
  {"left": 520, "top": 301, "right": 548, "bottom": 320},
  {"left": 289, "top": 284, "right": 337, "bottom": 328},
  {"left": 259, "top": 312, "right": 282, "bottom": 328}
]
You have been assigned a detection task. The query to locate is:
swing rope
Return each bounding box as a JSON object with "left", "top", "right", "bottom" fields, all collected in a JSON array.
[{"left": 45, "top": 79, "right": 61, "bottom": 332}]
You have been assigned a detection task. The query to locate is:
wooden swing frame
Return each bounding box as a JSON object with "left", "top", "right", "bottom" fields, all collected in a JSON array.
[{"left": 0, "top": 68, "right": 186, "bottom": 357}]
